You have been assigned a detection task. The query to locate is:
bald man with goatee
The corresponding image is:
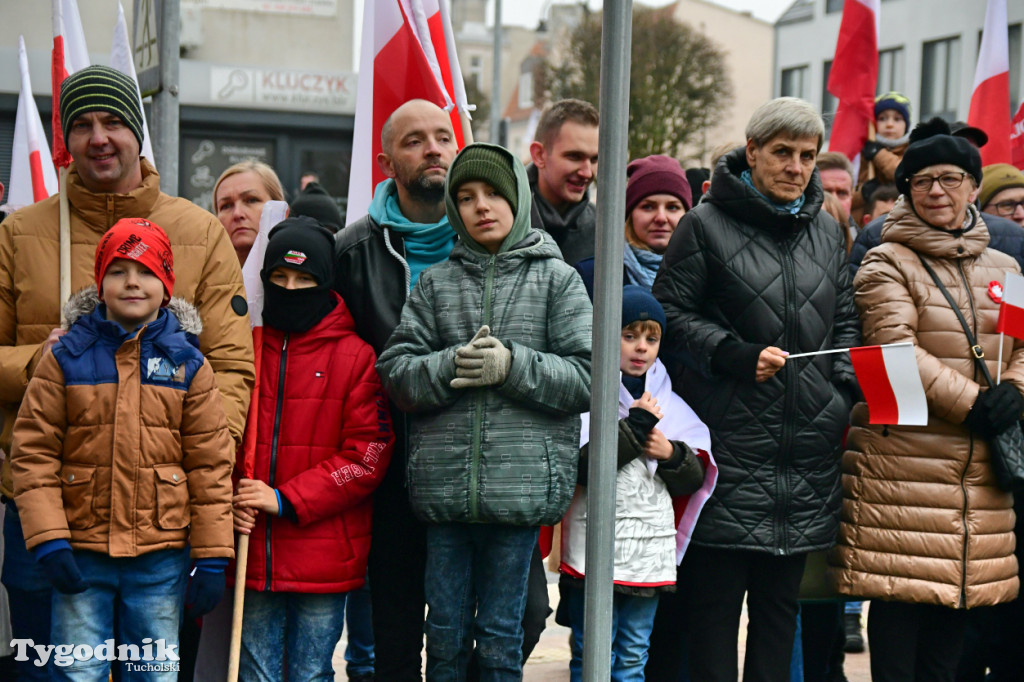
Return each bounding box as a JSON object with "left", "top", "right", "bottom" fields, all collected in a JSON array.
[{"left": 334, "top": 99, "right": 458, "bottom": 680}]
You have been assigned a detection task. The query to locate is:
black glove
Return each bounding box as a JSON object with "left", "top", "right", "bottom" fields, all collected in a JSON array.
[
  {"left": 965, "top": 394, "right": 993, "bottom": 437},
  {"left": 39, "top": 549, "right": 89, "bottom": 594},
  {"left": 625, "top": 407, "right": 659, "bottom": 444},
  {"left": 984, "top": 383, "right": 1024, "bottom": 434},
  {"left": 185, "top": 560, "right": 227, "bottom": 619},
  {"left": 861, "top": 140, "right": 883, "bottom": 162}
]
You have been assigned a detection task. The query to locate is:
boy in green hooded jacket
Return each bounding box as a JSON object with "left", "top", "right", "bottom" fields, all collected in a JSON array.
[{"left": 376, "top": 143, "right": 592, "bottom": 680}]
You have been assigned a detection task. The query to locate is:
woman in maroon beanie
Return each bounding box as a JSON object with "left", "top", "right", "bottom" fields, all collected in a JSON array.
[{"left": 574, "top": 154, "right": 692, "bottom": 297}]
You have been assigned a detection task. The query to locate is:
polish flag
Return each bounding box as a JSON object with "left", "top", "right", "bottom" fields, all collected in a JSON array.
[
  {"left": 346, "top": 0, "right": 468, "bottom": 223},
  {"left": 238, "top": 200, "right": 290, "bottom": 479},
  {"left": 412, "top": 0, "right": 472, "bottom": 148},
  {"left": 51, "top": 0, "right": 90, "bottom": 170},
  {"left": 110, "top": 2, "right": 155, "bottom": 164},
  {"left": 826, "top": 0, "right": 880, "bottom": 173},
  {"left": 969, "top": 0, "right": 1011, "bottom": 166},
  {"left": 1011, "top": 102, "right": 1024, "bottom": 171},
  {"left": 996, "top": 273, "right": 1024, "bottom": 340},
  {"left": 850, "top": 342, "right": 928, "bottom": 425},
  {"left": 2, "top": 36, "right": 60, "bottom": 214}
]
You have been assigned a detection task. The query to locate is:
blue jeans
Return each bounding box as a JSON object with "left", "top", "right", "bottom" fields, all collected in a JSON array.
[
  {"left": 344, "top": 577, "right": 375, "bottom": 677},
  {"left": 2, "top": 501, "right": 53, "bottom": 680},
  {"left": 424, "top": 523, "right": 539, "bottom": 682},
  {"left": 565, "top": 585, "right": 659, "bottom": 682},
  {"left": 239, "top": 590, "right": 348, "bottom": 681},
  {"left": 49, "top": 548, "right": 190, "bottom": 682}
]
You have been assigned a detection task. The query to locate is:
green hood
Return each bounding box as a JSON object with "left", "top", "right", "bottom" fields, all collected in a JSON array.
[{"left": 444, "top": 143, "right": 533, "bottom": 256}]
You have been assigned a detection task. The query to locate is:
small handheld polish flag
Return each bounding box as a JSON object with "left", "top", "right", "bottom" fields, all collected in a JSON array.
[
  {"left": 849, "top": 342, "right": 928, "bottom": 425},
  {"left": 996, "top": 272, "right": 1024, "bottom": 340}
]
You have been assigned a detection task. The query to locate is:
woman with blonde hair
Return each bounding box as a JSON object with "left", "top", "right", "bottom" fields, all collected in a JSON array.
[{"left": 213, "top": 160, "right": 285, "bottom": 264}]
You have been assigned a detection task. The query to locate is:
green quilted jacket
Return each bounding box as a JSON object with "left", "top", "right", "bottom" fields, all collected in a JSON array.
[{"left": 376, "top": 144, "right": 593, "bottom": 526}]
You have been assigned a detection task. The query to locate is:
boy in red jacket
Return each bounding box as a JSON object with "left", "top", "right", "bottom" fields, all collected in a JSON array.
[{"left": 232, "top": 217, "right": 393, "bottom": 680}]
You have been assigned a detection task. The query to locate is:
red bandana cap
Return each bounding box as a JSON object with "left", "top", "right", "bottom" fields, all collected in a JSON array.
[{"left": 94, "top": 218, "right": 175, "bottom": 304}]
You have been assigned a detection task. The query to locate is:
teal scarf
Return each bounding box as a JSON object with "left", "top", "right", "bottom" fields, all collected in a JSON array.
[
  {"left": 368, "top": 180, "right": 455, "bottom": 290},
  {"left": 740, "top": 169, "right": 806, "bottom": 215}
]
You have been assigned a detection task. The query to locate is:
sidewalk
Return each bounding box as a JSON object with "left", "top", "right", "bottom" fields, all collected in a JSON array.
[{"left": 333, "top": 569, "right": 872, "bottom": 681}]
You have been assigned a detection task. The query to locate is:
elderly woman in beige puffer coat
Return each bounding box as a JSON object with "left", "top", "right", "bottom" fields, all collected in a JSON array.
[{"left": 828, "top": 118, "right": 1024, "bottom": 682}]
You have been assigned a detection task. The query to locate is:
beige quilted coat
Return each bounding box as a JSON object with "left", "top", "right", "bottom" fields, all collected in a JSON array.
[{"left": 828, "top": 197, "right": 1022, "bottom": 608}]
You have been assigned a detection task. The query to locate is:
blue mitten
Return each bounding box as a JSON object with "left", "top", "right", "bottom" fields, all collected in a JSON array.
[
  {"left": 36, "top": 542, "right": 88, "bottom": 594},
  {"left": 185, "top": 558, "right": 228, "bottom": 619}
]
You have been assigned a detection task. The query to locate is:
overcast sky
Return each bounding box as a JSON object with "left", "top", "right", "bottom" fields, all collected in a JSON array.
[{"left": 501, "top": 0, "right": 796, "bottom": 28}]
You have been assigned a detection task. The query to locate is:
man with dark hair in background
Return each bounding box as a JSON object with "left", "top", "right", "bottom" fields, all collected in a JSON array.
[{"left": 528, "top": 99, "right": 599, "bottom": 265}]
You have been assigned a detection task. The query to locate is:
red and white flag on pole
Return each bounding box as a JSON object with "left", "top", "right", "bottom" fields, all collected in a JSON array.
[
  {"left": 850, "top": 342, "right": 928, "bottom": 425},
  {"left": 2, "top": 36, "right": 59, "bottom": 214},
  {"left": 969, "top": 0, "right": 1011, "bottom": 166},
  {"left": 826, "top": 0, "right": 880, "bottom": 174},
  {"left": 346, "top": 0, "right": 469, "bottom": 223},
  {"left": 238, "top": 200, "right": 289, "bottom": 480},
  {"left": 51, "top": 0, "right": 90, "bottom": 170},
  {"left": 110, "top": 2, "right": 155, "bottom": 164},
  {"left": 1011, "top": 102, "right": 1024, "bottom": 171},
  {"left": 996, "top": 272, "right": 1024, "bottom": 340},
  {"left": 412, "top": 0, "right": 472, "bottom": 147}
]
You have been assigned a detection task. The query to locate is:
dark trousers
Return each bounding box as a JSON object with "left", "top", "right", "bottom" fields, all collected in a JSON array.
[
  {"left": 799, "top": 600, "right": 845, "bottom": 682},
  {"left": 868, "top": 600, "right": 969, "bottom": 682},
  {"left": 2, "top": 501, "right": 53, "bottom": 680},
  {"left": 645, "top": 562, "right": 690, "bottom": 680},
  {"left": 367, "top": 465, "right": 429, "bottom": 681},
  {"left": 521, "top": 544, "right": 552, "bottom": 661},
  {"left": 672, "top": 546, "right": 807, "bottom": 682}
]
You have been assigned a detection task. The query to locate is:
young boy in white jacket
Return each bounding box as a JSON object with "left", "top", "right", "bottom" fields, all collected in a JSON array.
[{"left": 559, "top": 286, "right": 716, "bottom": 682}]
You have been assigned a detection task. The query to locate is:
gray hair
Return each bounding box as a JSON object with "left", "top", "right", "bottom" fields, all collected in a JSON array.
[{"left": 745, "top": 97, "right": 825, "bottom": 151}]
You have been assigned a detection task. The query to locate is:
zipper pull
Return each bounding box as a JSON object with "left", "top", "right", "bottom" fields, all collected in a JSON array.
[{"left": 282, "top": 333, "right": 288, "bottom": 350}]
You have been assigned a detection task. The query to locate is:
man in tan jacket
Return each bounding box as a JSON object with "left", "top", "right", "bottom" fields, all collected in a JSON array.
[{"left": 0, "top": 65, "right": 253, "bottom": 677}]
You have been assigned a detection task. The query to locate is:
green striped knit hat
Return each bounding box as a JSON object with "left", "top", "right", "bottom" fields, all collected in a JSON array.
[
  {"left": 447, "top": 144, "right": 518, "bottom": 214},
  {"left": 60, "top": 65, "right": 144, "bottom": 147}
]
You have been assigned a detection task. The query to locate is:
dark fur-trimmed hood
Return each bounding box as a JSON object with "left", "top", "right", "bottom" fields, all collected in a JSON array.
[{"left": 62, "top": 285, "right": 203, "bottom": 335}]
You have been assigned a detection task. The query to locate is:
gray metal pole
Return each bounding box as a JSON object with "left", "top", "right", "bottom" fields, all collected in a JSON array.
[
  {"left": 582, "top": 1, "right": 631, "bottom": 681},
  {"left": 151, "top": 0, "right": 180, "bottom": 195},
  {"left": 489, "top": 0, "right": 503, "bottom": 144}
]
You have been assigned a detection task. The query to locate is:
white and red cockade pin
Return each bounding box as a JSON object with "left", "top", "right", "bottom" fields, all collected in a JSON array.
[{"left": 989, "top": 280, "right": 1004, "bottom": 303}]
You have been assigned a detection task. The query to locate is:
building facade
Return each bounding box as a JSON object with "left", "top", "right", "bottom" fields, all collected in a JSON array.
[
  {"left": 775, "top": 0, "right": 1024, "bottom": 139},
  {"left": 0, "top": 0, "right": 357, "bottom": 213}
]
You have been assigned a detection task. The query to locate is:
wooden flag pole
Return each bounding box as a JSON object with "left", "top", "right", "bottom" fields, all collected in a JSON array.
[
  {"left": 59, "top": 166, "right": 71, "bottom": 318},
  {"left": 226, "top": 533, "right": 249, "bottom": 682}
]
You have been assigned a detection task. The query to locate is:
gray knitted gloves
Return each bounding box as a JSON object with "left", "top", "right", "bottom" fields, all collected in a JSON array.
[{"left": 450, "top": 325, "right": 512, "bottom": 389}]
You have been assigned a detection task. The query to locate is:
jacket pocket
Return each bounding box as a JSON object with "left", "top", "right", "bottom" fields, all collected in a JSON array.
[
  {"left": 542, "top": 436, "right": 573, "bottom": 525},
  {"left": 154, "top": 465, "right": 190, "bottom": 530},
  {"left": 60, "top": 464, "right": 95, "bottom": 530}
]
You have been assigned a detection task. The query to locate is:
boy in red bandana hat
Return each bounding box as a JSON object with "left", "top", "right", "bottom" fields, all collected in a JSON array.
[{"left": 10, "top": 218, "right": 235, "bottom": 679}]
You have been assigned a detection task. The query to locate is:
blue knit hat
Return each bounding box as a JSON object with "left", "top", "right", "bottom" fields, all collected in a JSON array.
[
  {"left": 621, "top": 285, "right": 666, "bottom": 332},
  {"left": 874, "top": 91, "right": 912, "bottom": 129}
]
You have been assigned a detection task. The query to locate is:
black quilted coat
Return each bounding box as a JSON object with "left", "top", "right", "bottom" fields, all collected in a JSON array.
[{"left": 652, "top": 147, "right": 860, "bottom": 555}]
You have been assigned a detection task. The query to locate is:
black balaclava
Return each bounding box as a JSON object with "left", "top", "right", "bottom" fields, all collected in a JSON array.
[{"left": 261, "top": 216, "right": 336, "bottom": 333}]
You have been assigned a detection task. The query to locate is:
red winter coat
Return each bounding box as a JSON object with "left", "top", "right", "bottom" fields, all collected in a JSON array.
[{"left": 242, "top": 293, "right": 393, "bottom": 593}]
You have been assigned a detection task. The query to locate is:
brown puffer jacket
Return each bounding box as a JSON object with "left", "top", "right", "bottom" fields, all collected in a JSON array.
[
  {"left": 0, "top": 160, "right": 254, "bottom": 498},
  {"left": 828, "top": 197, "right": 1022, "bottom": 608},
  {"left": 11, "top": 288, "right": 234, "bottom": 559}
]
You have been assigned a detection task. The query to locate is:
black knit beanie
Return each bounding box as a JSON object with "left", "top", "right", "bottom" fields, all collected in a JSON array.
[
  {"left": 261, "top": 217, "right": 336, "bottom": 333},
  {"left": 447, "top": 144, "right": 518, "bottom": 214},
  {"left": 290, "top": 183, "right": 345, "bottom": 233},
  {"left": 895, "top": 118, "right": 983, "bottom": 196},
  {"left": 60, "top": 65, "right": 144, "bottom": 147}
]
